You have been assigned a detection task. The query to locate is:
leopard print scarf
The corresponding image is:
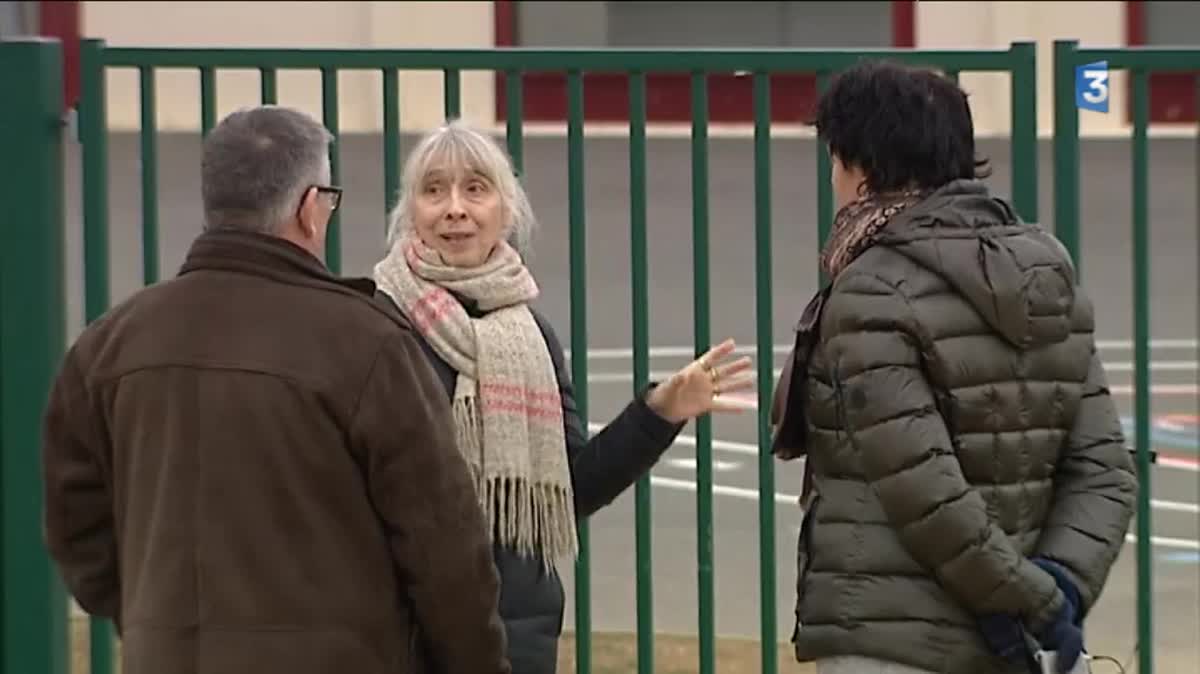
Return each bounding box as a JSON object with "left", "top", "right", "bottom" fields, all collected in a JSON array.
[{"left": 820, "top": 188, "right": 928, "bottom": 279}]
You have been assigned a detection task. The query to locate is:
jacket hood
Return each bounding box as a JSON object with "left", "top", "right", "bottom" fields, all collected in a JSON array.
[{"left": 875, "top": 180, "right": 1077, "bottom": 350}]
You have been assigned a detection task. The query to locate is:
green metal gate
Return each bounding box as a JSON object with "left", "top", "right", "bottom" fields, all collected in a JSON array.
[
  {"left": 1052, "top": 39, "right": 1200, "bottom": 674},
  {"left": 11, "top": 35, "right": 1179, "bottom": 674}
]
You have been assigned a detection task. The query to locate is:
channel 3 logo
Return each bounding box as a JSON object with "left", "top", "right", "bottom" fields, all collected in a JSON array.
[{"left": 1075, "top": 60, "right": 1109, "bottom": 113}]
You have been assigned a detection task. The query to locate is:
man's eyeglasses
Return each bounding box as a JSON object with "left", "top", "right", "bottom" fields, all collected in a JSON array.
[{"left": 313, "top": 185, "right": 343, "bottom": 212}]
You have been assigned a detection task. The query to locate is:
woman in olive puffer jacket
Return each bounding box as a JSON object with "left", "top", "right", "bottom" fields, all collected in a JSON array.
[{"left": 772, "top": 61, "right": 1137, "bottom": 674}]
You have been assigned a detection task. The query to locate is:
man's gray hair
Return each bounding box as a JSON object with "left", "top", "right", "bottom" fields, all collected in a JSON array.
[
  {"left": 201, "top": 106, "right": 334, "bottom": 234},
  {"left": 386, "top": 119, "right": 537, "bottom": 259}
]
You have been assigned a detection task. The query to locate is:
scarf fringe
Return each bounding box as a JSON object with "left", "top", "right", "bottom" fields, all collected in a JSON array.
[{"left": 453, "top": 385, "right": 578, "bottom": 574}]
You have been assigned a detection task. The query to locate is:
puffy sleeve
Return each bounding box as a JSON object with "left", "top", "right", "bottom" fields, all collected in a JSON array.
[{"left": 1033, "top": 332, "right": 1137, "bottom": 616}]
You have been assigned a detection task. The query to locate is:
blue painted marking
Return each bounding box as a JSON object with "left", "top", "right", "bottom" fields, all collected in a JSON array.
[
  {"left": 1158, "top": 551, "right": 1200, "bottom": 565},
  {"left": 1119, "top": 416, "right": 1199, "bottom": 453}
]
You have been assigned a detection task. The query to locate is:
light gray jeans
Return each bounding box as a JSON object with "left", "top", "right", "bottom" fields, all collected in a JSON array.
[{"left": 816, "top": 656, "right": 939, "bottom": 674}]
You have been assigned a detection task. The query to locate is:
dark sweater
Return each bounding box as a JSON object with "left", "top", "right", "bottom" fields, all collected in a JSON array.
[{"left": 378, "top": 291, "right": 684, "bottom": 674}]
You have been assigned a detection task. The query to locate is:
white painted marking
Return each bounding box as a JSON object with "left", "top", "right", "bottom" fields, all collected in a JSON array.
[
  {"left": 565, "top": 339, "right": 1198, "bottom": 361},
  {"left": 586, "top": 371, "right": 1199, "bottom": 396},
  {"left": 1152, "top": 499, "right": 1200, "bottom": 515},
  {"left": 588, "top": 422, "right": 1199, "bottom": 474},
  {"left": 587, "top": 422, "right": 762, "bottom": 456},
  {"left": 1124, "top": 534, "right": 1200, "bottom": 551},
  {"left": 650, "top": 475, "right": 798, "bottom": 505},
  {"left": 1109, "top": 384, "right": 1197, "bottom": 396},
  {"left": 1159, "top": 456, "right": 1200, "bottom": 473},
  {"left": 648, "top": 476, "right": 1200, "bottom": 550},
  {"left": 1104, "top": 361, "right": 1197, "bottom": 373},
  {"left": 666, "top": 457, "right": 742, "bottom": 473}
]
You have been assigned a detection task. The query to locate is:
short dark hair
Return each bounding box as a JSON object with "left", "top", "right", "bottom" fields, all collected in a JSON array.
[
  {"left": 201, "top": 106, "right": 333, "bottom": 234},
  {"left": 813, "top": 60, "right": 990, "bottom": 195}
]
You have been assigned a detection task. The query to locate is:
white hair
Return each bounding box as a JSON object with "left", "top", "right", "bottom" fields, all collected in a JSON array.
[{"left": 386, "top": 119, "right": 537, "bottom": 259}]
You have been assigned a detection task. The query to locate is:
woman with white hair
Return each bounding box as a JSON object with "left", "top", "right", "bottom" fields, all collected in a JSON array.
[{"left": 372, "top": 119, "right": 753, "bottom": 673}]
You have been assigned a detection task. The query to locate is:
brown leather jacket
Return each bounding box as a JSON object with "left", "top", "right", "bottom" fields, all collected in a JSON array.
[{"left": 41, "top": 229, "right": 510, "bottom": 674}]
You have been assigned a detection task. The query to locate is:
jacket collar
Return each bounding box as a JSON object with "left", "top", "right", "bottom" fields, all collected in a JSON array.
[{"left": 178, "top": 228, "right": 377, "bottom": 296}]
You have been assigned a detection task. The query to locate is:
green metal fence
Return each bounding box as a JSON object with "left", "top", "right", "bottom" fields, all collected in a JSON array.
[
  {"left": 5, "top": 37, "right": 1081, "bottom": 674},
  {"left": 0, "top": 38, "right": 70, "bottom": 674},
  {"left": 1053, "top": 39, "right": 1200, "bottom": 674}
]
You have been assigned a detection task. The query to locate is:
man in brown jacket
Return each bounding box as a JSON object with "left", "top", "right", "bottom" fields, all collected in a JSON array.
[{"left": 41, "top": 105, "right": 511, "bottom": 674}]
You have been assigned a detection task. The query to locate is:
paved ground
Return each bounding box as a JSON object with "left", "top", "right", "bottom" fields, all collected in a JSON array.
[{"left": 61, "top": 132, "right": 1197, "bottom": 670}]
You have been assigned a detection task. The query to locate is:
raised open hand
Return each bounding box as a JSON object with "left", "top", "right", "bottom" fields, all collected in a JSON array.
[{"left": 644, "top": 338, "right": 755, "bottom": 424}]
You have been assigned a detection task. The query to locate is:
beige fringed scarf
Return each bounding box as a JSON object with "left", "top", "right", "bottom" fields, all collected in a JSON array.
[{"left": 373, "top": 234, "right": 578, "bottom": 572}]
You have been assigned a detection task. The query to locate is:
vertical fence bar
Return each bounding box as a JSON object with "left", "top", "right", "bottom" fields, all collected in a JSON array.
[
  {"left": 815, "top": 72, "right": 834, "bottom": 273},
  {"left": 1009, "top": 42, "right": 1038, "bottom": 223},
  {"left": 627, "top": 69, "right": 655, "bottom": 674},
  {"left": 80, "top": 38, "right": 116, "bottom": 674},
  {"left": 1130, "top": 67, "right": 1154, "bottom": 674},
  {"left": 566, "top": 69, "right": 592, "bottom": 674},
  {"left": 444, "top": 68, "right": 461, "bottom": 120},
  {"left": 200, "top": 66, "right": 216, "bottom": 137},
  {"left": 321, "top": 67, "right": 341, "bottom": 273},
  {"left": 752, "top": 70, "right": 778, "bottom": 674},
  {"left": 505, "top": 70, "right": 525, "bottom": 176},
  {"left": 81, "top": 38, "right": 111, "bottom": 324},
  {"left": 690, "top": 69, "right": 715, "bottom": 674},
  {"left": 382, "top": 67, "right": 400, "bottom": 233},
  {"left": 140, "top": 65, "right": 160, "bottom": 285},
  {"left": 1052, "top": 40, "right": 1082, "bottom": 273},
  {"left": 0, "top": 37, "right": 69, "bottom": 674},
  {"left": 260, "top": 67, "right": 277, "bottom": 104}
]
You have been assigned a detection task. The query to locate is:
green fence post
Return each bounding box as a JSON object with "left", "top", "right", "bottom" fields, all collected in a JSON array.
[
  {"left": 1052, "top": 40, "right": 1082, "bottom": 274},
  {"left": 321, "top": 67, "right": 341, "bottom": 273},
  {"left": 566, "top": 69, "right": 592, "bottom": 674},
  {"left": 79, "top": 37, "right": 118, "bottom": 673},
  {"left": 1130, "top": 68, "right": 1154, "bottom": 674},
  {"left": 752, "top": 70, "right": 777, "bottom": 674},
  {"left": 0, "top": 36, "right": 70, "bottom": 674},
  {"left": 1009, "top": 41, "right": 1038, "bottom": 223},
  {"left": 629, "top": 69, "right": 655, "bottom": 674},
  {"left": 690, "top": 69, "right": 715, "bottom": 674}
]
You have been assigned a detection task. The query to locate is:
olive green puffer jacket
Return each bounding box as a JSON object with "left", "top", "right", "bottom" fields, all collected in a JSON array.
[{"left": 777, "top": 180, "right": 1138, "bottom": 673}]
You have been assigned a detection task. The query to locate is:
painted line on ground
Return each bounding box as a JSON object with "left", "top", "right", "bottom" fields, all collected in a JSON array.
[
  {"left": 590, "top": 422, "right": 1199, "bottom": 471},
  {"left": 585, "top": 370, "right": 1198, "bottom": 396},
  {"left": 648, "top": 476, "right": 1200, "bottom": 551},
  {"left": 1119, "top": 415, "right": 1199, "bottom": 453},
  {"left": 588, "top": 422, "right": 761, "bottom": 457},
  {"left": 666, "top": 457, "right": 742, "bottom": 473},
  {"left": 565, "top": 338, "right": 1198, "bottom": 361},
  {"left": 1158, "top": 455, "right": 1200, "bottom": 472}
]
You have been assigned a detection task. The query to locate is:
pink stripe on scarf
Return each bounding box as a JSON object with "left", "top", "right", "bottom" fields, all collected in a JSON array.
[
  {"left": 480, "top": 383, "right": 562, "bottom": 407},
  {"left": 481, "top": 398, "right": 564, "bottom": 421},
  {"left": 481, "top": 383, "right": 563, "bottom": 422},
  {"left": 410, "top": 287, "right": 458, "bottom": 333}
]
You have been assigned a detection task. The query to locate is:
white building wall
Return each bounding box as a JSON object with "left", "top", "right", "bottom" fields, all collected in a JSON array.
[
  {"left": 83, "top": 0, "right": 1135, "bottom": 136},
  {"left": 82, "top": 1, "right": 496, "bottom": 133},
  {"left": 916, "top": 1, "right": 1129, "bottom": 137}
]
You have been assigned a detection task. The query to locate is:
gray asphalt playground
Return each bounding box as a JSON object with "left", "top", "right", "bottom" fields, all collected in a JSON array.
[{"left": 61, "top": 132, "right": 1198, "bottom": 669}]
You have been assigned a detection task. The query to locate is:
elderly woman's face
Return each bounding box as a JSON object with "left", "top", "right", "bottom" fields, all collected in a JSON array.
[{"left": 411, "top": 162, "right": 506, "bottom": 268}]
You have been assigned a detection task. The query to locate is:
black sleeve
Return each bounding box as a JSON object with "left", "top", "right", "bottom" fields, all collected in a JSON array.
[{"left": 534, "top": 313, "right": 685, "bottom": 518}]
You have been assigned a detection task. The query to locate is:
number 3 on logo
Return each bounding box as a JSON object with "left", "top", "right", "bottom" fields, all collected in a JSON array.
[{"left": 1075, "top": 60, "right": 1109, "bottom": 113}]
